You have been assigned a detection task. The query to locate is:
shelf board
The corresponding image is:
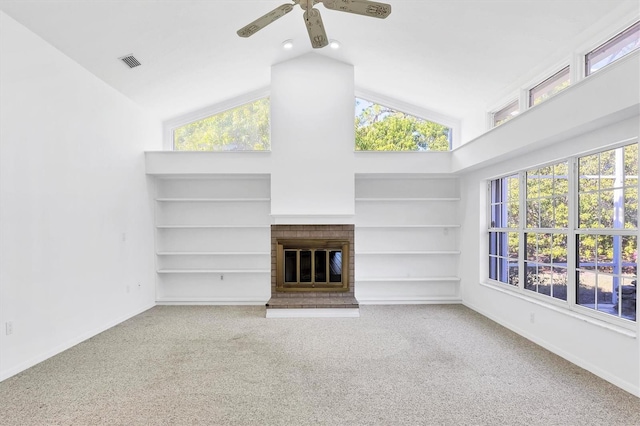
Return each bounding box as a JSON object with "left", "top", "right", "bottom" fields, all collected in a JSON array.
[
  {"left": 356, "top": 224, "right": 460, "bottom": 229},
  {"left": 157, "top": 269, "right": 270, "bottom": 274},
  {"left": 156, "top": 225, "right": 269, "bottom": 229},
  {"left": 355, "top": 197, "right": 460, "bottom": 202},
  {"left": 156, "top": 198, "right": 270, "bottom": 202},
  {"left": 157, "top": 251, "right": 270, "bottom": 256},
  {"left": 356, "top": 277, "right": 460, "bottom": 282},
  {"left": 355, "top": 251, "right": 461, "bottom": 255}
]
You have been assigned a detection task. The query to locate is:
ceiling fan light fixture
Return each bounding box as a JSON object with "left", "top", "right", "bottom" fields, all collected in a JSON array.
[
  {"left": 329, "top": 39, "right": 341, "bottom": 49},
  {"left": 282, "top": 39, "right": 294, "bottom": 49}
]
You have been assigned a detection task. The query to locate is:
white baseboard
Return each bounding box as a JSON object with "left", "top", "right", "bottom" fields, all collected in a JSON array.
[
  {"left": 462, "top": 300, "right": 640, "bottom": 398},
  {"left": 266, "top": 308, "right": 360, "bottom": 318},
  {"left": 0, "top": 303, "right": 155, "bottom": 383},
  {"left": 156, "top": 298, "right": 267, "bottom": 305},
  {"left": 358, "top": 298, "right": 462, "bottom": 305}
]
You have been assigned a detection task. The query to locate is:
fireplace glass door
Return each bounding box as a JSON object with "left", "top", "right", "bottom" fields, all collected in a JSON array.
[{"left": 276, "top": 240, "right": 349, "bottom": 292}]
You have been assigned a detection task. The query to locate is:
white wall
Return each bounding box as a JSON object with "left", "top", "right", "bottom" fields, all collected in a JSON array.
[
  {"left": 458, "top": 113, "right": 640, "bottom": 395},
  {"left": 270, "top": 54, "right": 355, "bottom": 220},
  {"left": 0, "top": 12, "right": 161, "bottom": 381}
]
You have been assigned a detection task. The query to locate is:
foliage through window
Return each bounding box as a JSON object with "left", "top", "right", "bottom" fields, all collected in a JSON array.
[
  {"left": 488, "top": 143, "right": 638, "bottom": 322},
  {"left": 489, "top": 175, "right": 519, "bottom": 285},
  {"left": 173, "top": 98, "right": 270, "bottom": 151},
  {"left": 355, "top": 98, "right": 452, "bottom": 151},
  {"left": 492, "top": 100, "right": 519, "bottom": 127},
  {"left": 529, "top": 67, "right": 571, "bottom": 107}
]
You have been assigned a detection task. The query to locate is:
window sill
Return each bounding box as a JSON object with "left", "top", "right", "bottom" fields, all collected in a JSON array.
[{"left": 480, "top": 280, "right": 637, "bottom": 338}]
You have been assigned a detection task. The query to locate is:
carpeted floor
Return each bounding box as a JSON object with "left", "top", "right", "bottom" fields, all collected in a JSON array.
[{"left": 0, "top": 305, "right": 638, "bottom": 425}]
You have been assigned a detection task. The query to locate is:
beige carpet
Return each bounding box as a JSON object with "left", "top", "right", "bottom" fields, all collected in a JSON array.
[{"left": 0, "top": 305, "right": 638, "bottom": 425}]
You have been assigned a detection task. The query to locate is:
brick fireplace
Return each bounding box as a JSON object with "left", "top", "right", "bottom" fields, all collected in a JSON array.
[{"left": 267, "top": 224, "right": 358, "bottom": 313}]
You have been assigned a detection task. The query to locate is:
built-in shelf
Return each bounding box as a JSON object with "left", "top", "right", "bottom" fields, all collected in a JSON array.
[
  {"left": 156, "top": 198, "right": 270, "bottom": 202},
  {"left": 355, "top": 198, "right": 460, "bottom": 202},
  {"left": 153, "top": 175, "right": 272, "bottom": 303},
  {"left": 156, "top": 225, "right": 269, "bottom": 229},
  {"left": 157, "top": 252, "right": 270, "bottom": 256},
  {"left": 157, "top": 269, "right": 270, "bottom": 274},
  {"left": 356, "top": 251, "right": 461, "bottom": 255},
  {"left": 356, "top": 277, "right": 461, "bottom": 282}
]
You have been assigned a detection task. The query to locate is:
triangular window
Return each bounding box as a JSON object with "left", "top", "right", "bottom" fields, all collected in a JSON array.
[
  {"left": 355, "top": 98, "right": 452, "bottom": 151},
  {"left": 173, "top": 98, "right": 270, "bottom": 151}
]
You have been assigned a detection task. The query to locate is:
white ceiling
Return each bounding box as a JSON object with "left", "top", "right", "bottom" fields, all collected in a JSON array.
[{"left": 1, "top": 0, "right": 637, "bottom": 122}]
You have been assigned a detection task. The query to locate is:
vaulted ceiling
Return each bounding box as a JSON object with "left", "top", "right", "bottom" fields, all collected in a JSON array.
[{"left": 1, "top": 0, "right": 637, "bottom": 124}]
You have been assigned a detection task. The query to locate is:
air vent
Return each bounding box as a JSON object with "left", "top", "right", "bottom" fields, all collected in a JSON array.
[{"left": 119, "top": 54, "right": 141, "bottom": 68}]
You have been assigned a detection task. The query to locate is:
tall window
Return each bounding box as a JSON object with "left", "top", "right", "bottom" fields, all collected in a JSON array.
[
  {"left": 488, "top": 143, "right": 638, "bottom": 323},
  {"left": 173, "top": 98, "right": 270, "bottom": 151},
  {"left": 576, "top": 145, "right": 637, "bottom": 320},
  {"left": 529, "top": 67, "right": 571, "bottom": 107},
  {"left": 355, "top": 98, "right": 452, "bottom": 151},
  {"left": 586, "top": 21, "right": 640, "bottom": 76},
  {"left": 489, "top": 175, "right": 519, "bottom": 285},
  {"left": 525, "top": 162, "right": 569, "bottom": 300}
]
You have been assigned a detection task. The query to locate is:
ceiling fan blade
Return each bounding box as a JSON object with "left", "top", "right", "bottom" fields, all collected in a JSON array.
[
  {"left": 322, "top": 0, "right": 391, "bottom": 19},
  {"left": 303, "top": 8, "right": 329, "bottom": 49},
  {"left": 237, "top": 3, "right": 295, "bottom": 38}
]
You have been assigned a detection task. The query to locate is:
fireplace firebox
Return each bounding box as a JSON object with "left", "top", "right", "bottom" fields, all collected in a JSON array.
[
  {"left": 276, "top": 239, "right": 349, "bottom": 292},
  {"left": 268, "top": 224, "right": 357, "bottom": 311}
]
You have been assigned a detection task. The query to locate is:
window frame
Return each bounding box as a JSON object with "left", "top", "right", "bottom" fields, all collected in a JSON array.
[
  {"left": 585, "top": 20, "right": 640, "bottom": 76},
  {"left": 354, "top": 97, "right": 453, "bottom": 152},
  {"left": 528, "top": 66, "right": 571, "bottom": 108},
  {"left": 486, "top": 141, "right": 638, "bottom": 327},
  {"left": 491, "top": 100, "right": 519, "bottom": 128}
]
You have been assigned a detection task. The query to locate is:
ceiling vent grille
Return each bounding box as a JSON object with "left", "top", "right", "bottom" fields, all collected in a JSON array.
[{"left": 119, "top": 54, "right": 141, "bottom": 68}]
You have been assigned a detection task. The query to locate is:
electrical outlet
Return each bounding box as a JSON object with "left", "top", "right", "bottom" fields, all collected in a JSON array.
[
  {"left": 5, "top": 321, "right": 13, "bottom": 335},
  {"left": 530, "top": 313, "right": 535, "bottom": 324},
  {"left": 121, "top": 232, "right": 127, "bottom": 242},
  {"left": 126, "top": 285, "right": 130, "bottom": 293},
  {"left": 220, "top": 274, "right": 224, "bottom": 281}
]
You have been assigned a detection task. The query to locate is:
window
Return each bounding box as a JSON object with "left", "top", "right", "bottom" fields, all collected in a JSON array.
[
  {"left": 492, "top": 100, "right": 519, "bottom": 127},
  {"left": 529, "top": 67, "right": 571, "bottom": 107},
  {"left": 355, "top": 98, "right": 452, "bottom": 151},
  {"left": 488, "top": 143, "right": 638, "bottom": 323},
  {"left": 586, "top": 21, "right": 640, "bottom": 76},
  {"left": 489, "top": 175, "right": 519, "bottom": 285},
  {"left": 173, "top": 98, "right": 270, "bottom": 151},
  {"left": 525, "top": 162, "right": 569, "bottom": 300},
  {"left": 576, "top": 145, "right": 637, "bottom": 321}
]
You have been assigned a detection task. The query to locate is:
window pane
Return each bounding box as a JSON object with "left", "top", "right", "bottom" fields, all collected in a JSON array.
[
  {"left": 586, "top": 21, "right": 640, "bottom": 75},
  {"left": 526, "top": 200, "right": 540, "bottom": 228},
  {"left": 355, "top": 98, "right": 451, "bottom": 151},
  {"left": 493, "top": 100, "right": 519, "bottom": 127},
  {"left": 552, "top": 267, "right": 567, "bottom": 301},
  {"left": 579, "top": 192, "right": 599, "bottom": 228},
  {"left": 174, "top": 98, "right": 270, "bottom": 151},
  {"left": 619, "top": 277, "right": 637, "bottom": 321},
  {"left": 578, "top": 235, "right": 596, "bottom": 270},
  {"left": 529, "top": 66, "right": 571, "bottom": 106},
  {"left": 554, "top": 196, "right": 569, "bottom": 228},
  {"left": 577, "top": 271, "right": 597, "bottom": 308}
]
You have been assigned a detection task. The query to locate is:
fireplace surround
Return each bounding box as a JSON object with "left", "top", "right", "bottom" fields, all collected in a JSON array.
[{"left": 268, "top": 224, "right": 358, "bottom": 311}]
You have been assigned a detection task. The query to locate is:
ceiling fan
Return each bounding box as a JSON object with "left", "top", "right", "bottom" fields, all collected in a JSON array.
[{"left": 237, "top": 0, "right": 392, "bottom": 49}]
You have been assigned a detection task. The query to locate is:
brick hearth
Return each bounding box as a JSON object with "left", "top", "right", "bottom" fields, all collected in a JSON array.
[{"left": 268, "top": 224, "right": 358, "bottom": 309}]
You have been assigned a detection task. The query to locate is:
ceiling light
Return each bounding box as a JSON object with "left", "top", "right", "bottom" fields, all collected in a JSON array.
[
  {"left": 282, "top": 40, "right": 294, "bottom": 50},
  {"left": 510, "top": 111, "right": 520, "bottom": 116},
  {"left": 329, "top": 40, "right": 341, "bottom": 49}
]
